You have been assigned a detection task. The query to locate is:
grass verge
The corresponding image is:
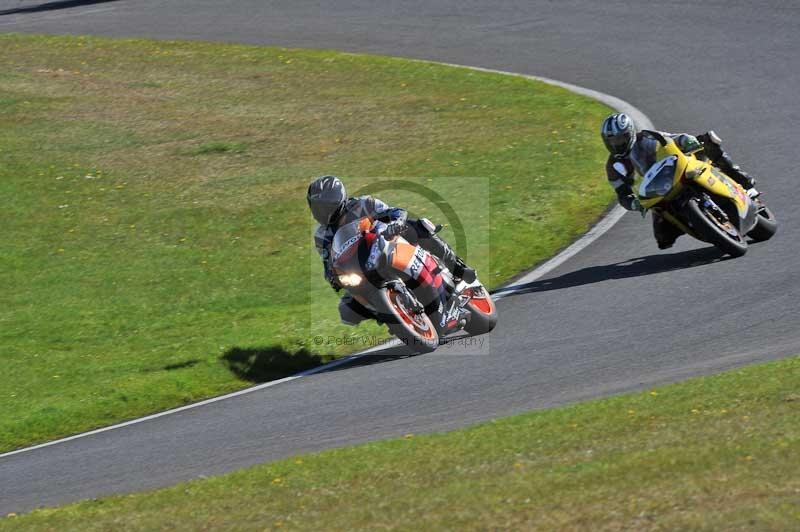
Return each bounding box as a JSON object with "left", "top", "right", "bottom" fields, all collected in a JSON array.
[
  {"left": 0, "top": 33, "right": 613, "bottom": 452},
  {"left": 4, "top": 356, "right": 799, "bottom": 529}
]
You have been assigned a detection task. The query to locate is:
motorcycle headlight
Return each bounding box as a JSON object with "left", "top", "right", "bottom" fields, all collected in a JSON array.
[{"left": 338, "top": 273, "right": 363, "bottom": 287}]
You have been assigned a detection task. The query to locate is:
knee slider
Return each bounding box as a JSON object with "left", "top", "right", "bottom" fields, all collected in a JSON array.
[{"left": 338, "top": 297, "right": 369, "bottom": 326}]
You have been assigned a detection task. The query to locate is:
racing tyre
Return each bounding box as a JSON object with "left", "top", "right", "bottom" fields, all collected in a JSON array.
[
  {"left": 686, "top": 197, "right": 748, "bottom": 257},
  {"left": 383, "top": 287, "right": 439, "bottom": 353},
  {"left": 747, "top": 201, "right": 778, "bottom": 242},
  {"left": 463, "top": 285, "right": 497, "bottom": 336}
]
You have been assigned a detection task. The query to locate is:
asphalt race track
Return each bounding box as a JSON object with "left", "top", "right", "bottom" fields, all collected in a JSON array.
[{"left": 2, "top": 0, "right": 799, "bottom": 514}]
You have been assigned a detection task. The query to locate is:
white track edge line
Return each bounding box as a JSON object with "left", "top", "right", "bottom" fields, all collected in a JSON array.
[
  {"left": 0, "top": 62, "right": 652, "bottom": 461},
  {"left": 492, "top": 206, "right": 627, "bottom": 299},
  {"left": 466, "top": 67, "right": 654, "bottom": 297}
]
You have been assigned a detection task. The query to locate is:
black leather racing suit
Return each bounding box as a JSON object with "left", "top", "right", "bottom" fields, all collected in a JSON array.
[
  {"left": 606, "top": 131, "right": 756, "bottom": 248},
  {"left": 314, "top": 195, "right": 459, "bottom": 324}
]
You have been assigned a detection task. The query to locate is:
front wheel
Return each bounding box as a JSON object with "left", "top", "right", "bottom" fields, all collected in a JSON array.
[
  {"left": 747, "top": 200, "right": 778, "bottom": 242},
  {"left": 685, "top": 197, "right": 748, "bottom": 257},
  {"left": 382, "top": 287, "right": 439, "bottom": 353}
]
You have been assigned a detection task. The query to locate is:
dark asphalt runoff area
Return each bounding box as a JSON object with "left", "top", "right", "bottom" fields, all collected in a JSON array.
[{"left": 1, "top": 0, "right": 799, "bottom": 514}]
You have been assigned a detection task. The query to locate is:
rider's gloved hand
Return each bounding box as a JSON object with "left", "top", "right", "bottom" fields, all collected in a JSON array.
[
  {"left": 628, "top": 196, "right": 645, "bottom": 216},
  {"left": 370, "top": 220, "right": 388, "bottom": 235},
  {"left": 383, "top": 223, "right": 403, "bottom": 239},
  {"left": 371, "top": 220, "right": 403, "bottom": 239}
]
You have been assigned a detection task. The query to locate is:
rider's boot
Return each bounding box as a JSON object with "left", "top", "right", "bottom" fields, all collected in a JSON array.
[
  {"left": 653, "top": 212, "right": 683, "bottom": 250},
  {"left": 698, "top": 131, "right": 758, "bottom": 193},
  {"left": 428, "top": 234, "right": 476, "bottom": 283},
  {"left": 451, "top": 256, "right": 477, "bottom": 284},
  {"left": 411, "top": 220, "right": 476, "bottom": 283},
  {"left": 717, "top": 156, "right": 757, "bottom": 192}
]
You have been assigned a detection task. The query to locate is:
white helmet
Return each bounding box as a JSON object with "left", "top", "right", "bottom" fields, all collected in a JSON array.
[{"left": 601, "top": 113, "right": 636, "bottom": 156}]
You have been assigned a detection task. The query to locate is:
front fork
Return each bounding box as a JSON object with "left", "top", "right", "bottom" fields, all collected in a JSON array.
[
  {"left": 657, "top": 209, "right": 695, "bottom": 239},
  {"left": 386, "top": 281, "right": 424, "bottom": 315},
  {"left": 658, "top": 190, "right": 727, "bottom": 240}
]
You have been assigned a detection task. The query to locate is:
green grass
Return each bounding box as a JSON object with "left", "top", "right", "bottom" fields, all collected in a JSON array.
[
  {"left": 4, "top": 357, "right": 799, "bottom": 530},
  {"left": 0, "top": 33, "right": 613, "bottom": 452}
]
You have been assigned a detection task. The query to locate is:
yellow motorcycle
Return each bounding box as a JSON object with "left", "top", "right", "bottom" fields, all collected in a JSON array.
[{"left": 637, "top": 130, "right": 777, "bottom": 257}]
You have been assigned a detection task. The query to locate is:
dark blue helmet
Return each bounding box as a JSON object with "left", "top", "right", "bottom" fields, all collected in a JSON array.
[{"left": 307, "top": 175, "right": 347, "bottom": 225}]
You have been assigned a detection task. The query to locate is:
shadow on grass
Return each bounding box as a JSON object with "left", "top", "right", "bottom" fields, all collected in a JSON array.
[
  {"left": 221, "top": 346, "right": 336, "bottom": 383},
  {"left": 0, "top": 0, "right": 119, "bottom": 16},
  {"left": 494, "top": 246, "right": 730, "bottom": 298}
]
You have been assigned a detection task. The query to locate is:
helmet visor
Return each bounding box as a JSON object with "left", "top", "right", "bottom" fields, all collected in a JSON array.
[
  {"left": 309, "top": 200, "right": 342, "bottom": 225},
  {"left": 604, "top": 133, "right": 632, "bottom": 155}
]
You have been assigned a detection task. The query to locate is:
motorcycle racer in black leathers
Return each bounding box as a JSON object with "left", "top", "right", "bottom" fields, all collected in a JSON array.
[
  {"left": 307, "top": 175, "right": 475, "bottom": 325},
  {"left": 601, "top": 113, "right": 759, "bottom": 249}
]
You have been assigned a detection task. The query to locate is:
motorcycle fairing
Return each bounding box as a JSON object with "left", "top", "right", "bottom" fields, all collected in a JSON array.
[
  {"left": 686, "top": 161, "right": 750, "bottom": 218},
  {"left": 638, "top": 155, "right": 683, "bottom": 209},
  {"left": 332, "top": 217, "right": 373, "bottom": 266},
  {"left": 638, "top": 139, "right": 689, "bottom": 209},
  {"left": 389, "top": 240, "right": 443, "bottom": 289},
  {"left": 643, "top": 134, "right": 756, "bottom": 232},
  {"left": 685, "top": 161, "right": 756, "bottom": 232}
]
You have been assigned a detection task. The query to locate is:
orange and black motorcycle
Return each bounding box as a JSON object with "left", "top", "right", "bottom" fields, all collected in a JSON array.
[{"left": 330, "top": 217, "right": 497, "bottom": 353}]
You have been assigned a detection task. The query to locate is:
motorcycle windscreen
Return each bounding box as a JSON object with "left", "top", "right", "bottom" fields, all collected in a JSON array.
[
  {"left": 331, "top": 218, "right": 370, "bottom": 266},
  {"left": 639, "top": 155, "right": 678, "bottom": 200}
]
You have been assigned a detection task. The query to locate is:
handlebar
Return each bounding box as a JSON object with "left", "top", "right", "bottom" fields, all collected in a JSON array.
[{"left": 640, "top": 129, "right": 668, "bottom": 146}]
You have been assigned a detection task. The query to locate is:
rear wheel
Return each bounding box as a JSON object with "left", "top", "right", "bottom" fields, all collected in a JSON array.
[
  {"left": 383, "top": 287, "right": 439, "bottom": 353},
  {"left": 685, "top": 197, "right": 748, "bottom": 257},
  {"left": 747, "top": 200, "right": 778, "bottom": 242},
  {"left": 463, "top": 285, "right": 497, "bottom": 336}
]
